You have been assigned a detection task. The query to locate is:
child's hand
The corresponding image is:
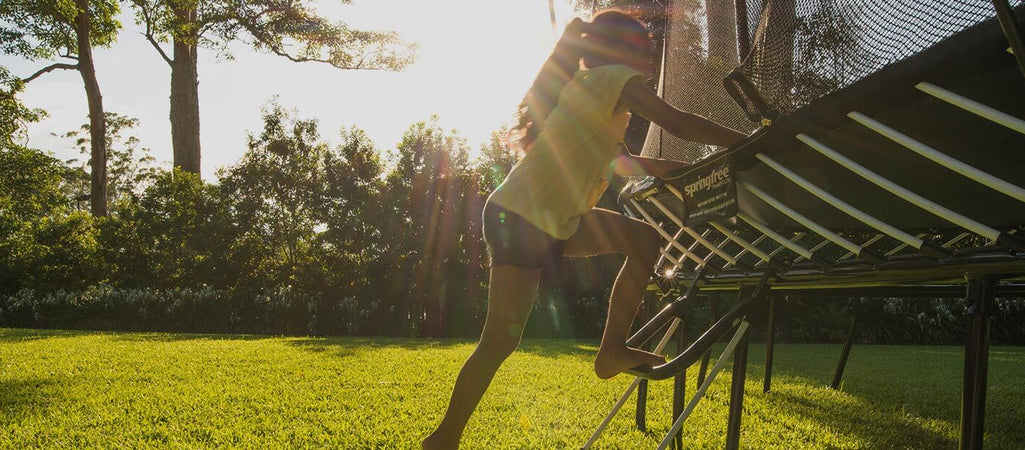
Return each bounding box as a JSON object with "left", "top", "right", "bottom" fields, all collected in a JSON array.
[{"left": 565, "top": 17, "right": 589, "bottom": 36}]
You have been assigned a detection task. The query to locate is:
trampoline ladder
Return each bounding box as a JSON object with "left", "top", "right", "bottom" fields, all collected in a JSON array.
[
  {"left": 583, "top": 271, "right": 707, "bottom": 449},
  {"left": 585, "top": 270, "right": 774, "bottom": 449}
]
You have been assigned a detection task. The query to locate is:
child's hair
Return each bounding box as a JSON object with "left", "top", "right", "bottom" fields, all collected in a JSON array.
[{"left": 512, "top": 9, "right": 652, "bottom": 150}]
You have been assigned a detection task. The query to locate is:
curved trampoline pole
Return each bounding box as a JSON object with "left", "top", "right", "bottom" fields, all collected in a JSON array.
[
  {"left": 915, "top": 82, "right": 1025, "bottom": 136},
  {"left": 830, "top": 300, "right": 858, "bottom": 390},
  {"left": 697, "top": 297, "right": 718, "bottom": 389},
  {"left": 848, "top": 110, "right": 1025, "bottom": 203}
]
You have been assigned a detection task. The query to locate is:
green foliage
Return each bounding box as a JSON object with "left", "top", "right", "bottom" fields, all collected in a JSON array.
[
  {"left": 58, "top": 112, "right": 159, "bottom": 206},
  {"left": 113, "top": 168, "right": 222, "bottom": 288},
  {"left": 0, "top": 145, "right": 68, "bottom": 217},
  {"left": 744, "top": 296, "right": 1025, "bottom": 346},
  {"left": 219, "top": 102, "right": 334, "bottom": 276},
  {"left": 215, "top": 102, "right": 388, "bottom": 298},
  {"left": 0, "top": 145, "right": 98, "bottom": 294},
  {"left": 0, "top": 67, "right": 46, "bottom": 147},
  {"left": 0, "top": 286, "right": 385, "bottom": 336},
  {"left": 378, "top": 117, "right": 487, "bottom": 337},
  {"left": 0, "top": 211, "right": 104, "bottom": 294},
  {"left": 2, "top": 95, "right": 1020, "bottom": 344},
  {"left": 475, "top": 126, "right": 520, "bottom": 193},
  {"left": 791, "top": 1, "right": 874, "bottom": 107},
  {"left": 128, "top": 0, "right": 417, "bottom": 70},
  {"left": 1, "top": 330, "right": 1024, "bottom": 448},
  {"left": 0, "top": 0, "right": 121, "bottom": 60}
]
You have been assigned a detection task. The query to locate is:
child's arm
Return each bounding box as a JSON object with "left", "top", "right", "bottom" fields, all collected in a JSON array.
[
  {"left": 619, "top": 77, "right": 747, "bottom": 147},
  {"left": 612, "top": 150, "right": 688, "bottom": 177}
]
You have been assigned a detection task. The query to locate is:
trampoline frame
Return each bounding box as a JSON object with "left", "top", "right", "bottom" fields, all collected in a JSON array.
[{"left": 585, "top": 2, "right": 1025, "bottom": 449}]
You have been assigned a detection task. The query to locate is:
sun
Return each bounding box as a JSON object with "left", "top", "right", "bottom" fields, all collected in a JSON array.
[
  {"left": 387, "top": 0, "right": 587, "bottom": 159},
  {"left": 316, "top": 0, "right": 589, "bottom": 160}
]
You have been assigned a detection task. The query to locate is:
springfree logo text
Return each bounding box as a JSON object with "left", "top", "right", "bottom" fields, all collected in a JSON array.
[{"left": 684, "top": 166, "right": 731, "bottom": 197}]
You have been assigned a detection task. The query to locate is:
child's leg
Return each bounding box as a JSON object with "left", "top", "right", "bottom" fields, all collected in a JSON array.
[
  {"left": 423, "top": 265, "right": 542, "bottom": 450},
  {"left": 563, "top": 208, "right": 664, "bottom": 379}
]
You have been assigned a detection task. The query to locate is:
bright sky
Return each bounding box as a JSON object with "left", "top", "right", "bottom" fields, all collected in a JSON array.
[{"left": 5, "top": 0, "right": 584, "bottom": 180}]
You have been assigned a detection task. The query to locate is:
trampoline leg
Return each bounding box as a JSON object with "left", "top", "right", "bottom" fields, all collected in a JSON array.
[
  {"left": 725, "top": 327, "right": 750, "bottom": 450},
  {"left": 672, "top": 320, "right": 687, "bottom": 450},
  {"left": 960, "top": 276, "right": 996, "bottom": 450},
  {"left": 636, "top": 312, "right": 655, "bottom": 432},
  {"left": 763, "top": 296, "right": 777, "bottom": 393},
  {"left": 636, "top": 380, "right": 647, "bottom": 432},
  {"left": 697, "top": 297, "right": 717, "bottom": 390},
  {"left": 831, "top": 301, "right": 858, "bottom": 390}
]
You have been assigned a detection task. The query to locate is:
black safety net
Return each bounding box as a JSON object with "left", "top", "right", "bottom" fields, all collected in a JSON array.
[{"left": 643, "top": 0, "right": 1025, "bottom": 163}]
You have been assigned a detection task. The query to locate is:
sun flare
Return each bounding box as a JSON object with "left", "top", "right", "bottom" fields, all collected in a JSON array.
[{"left": 388, "top": 0, "right": 586, "bottom": 159}]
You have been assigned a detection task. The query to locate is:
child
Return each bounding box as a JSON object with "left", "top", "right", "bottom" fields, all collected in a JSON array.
[{"left": 422, "top": 10, "right": 746, "bottom": 449}]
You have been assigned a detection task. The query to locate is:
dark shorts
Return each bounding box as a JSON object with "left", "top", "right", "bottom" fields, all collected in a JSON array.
[{"left": 482, "top": 201, "right": 567, "bottom": 269}]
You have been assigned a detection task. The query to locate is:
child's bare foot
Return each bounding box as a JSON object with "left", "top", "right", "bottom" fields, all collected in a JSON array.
[{"left": 594, "top": 346, "right": 665, "bottom": 379}]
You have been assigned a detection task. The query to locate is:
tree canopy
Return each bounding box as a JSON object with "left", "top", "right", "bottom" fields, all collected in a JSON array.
[{"left": 128, "top": 0, "right": 418, "bottom": 175}]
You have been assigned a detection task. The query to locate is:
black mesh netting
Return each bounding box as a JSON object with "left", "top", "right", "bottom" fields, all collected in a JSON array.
[{"left": 642, "top": 0, "right": 1024, "bottom": 163}]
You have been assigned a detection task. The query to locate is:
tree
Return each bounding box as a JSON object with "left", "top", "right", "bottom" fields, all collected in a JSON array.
[
  {"left": 379, "top": 117, "right": 481, "bottom": 337},
  {"left": 0, "top": 145, "right": 99, "bottom": 293},
  {"left": 218, "top": 101, "right": 332, "bottom": 278},
  {"left": 129, "top": 0, "right": 418, "bottom": 176},
  {"left": 120, "top": 168, "right": 220, "bottom": 288},
  {"left": 475, "top": 126, "right": 519, "bottom": 193},
  {"left": 791, "top": 1, "right": 873, "bottom": 108},
  {"left": 319, "top": 126, "right": 385, "bottom": 284},
  {"left": 59, "top": 112, "right": 159, "bottom": 208},
  {"left": 1, "top": 0, "right": 121, "bottom": 216},
  {"left": 0, "top": 66, "right": 46, "bottom": 148}
]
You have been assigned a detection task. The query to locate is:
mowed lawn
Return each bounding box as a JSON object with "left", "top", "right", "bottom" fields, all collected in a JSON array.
[{"left": 1, "top": 328, "right": 1023, "bottom": 449}]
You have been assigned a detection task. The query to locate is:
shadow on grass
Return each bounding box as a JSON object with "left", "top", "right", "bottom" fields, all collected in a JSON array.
[
  {"left": 736, "top": 345, "right": 1024, "bottom": 449},
  {"left": 2, "top": 328, "right": 601, "bottom": 362},
  {"left": 759, "top": 386, "right": 955, "bottom": 448},
  {"left": 0, "top": 327, "right": 279, "bottom": 344},
  {"left": 280, "top": 336, "right": 600, "bottom": 361},
  {"left": 0, "top": 328, "right": 93, "bottom": 343},
  {"left": 0, "top": 377, "right": 64, "bottom": 422}
]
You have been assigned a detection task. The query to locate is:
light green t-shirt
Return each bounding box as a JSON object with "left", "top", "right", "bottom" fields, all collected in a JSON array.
[{"left": 489, "top": 64, "right": 643, "bottom": 239}]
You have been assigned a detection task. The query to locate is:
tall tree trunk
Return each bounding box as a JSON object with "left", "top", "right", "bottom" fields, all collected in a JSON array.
[
  {"left": 170, "top": 11, "right": 201, "bottom": 175},
  {"left": 75, "top": 0, "right": 107, "bottom": 217}
]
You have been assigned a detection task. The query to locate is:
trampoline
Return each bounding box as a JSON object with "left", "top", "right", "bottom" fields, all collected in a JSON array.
[{"left": 585, "top": 1, "right": 1025, "bottom": 449}]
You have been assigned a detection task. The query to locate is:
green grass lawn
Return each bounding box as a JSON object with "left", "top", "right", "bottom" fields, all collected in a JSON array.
[{"left": 1, "top": 328, "right": 1023, "bottom": 449}]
